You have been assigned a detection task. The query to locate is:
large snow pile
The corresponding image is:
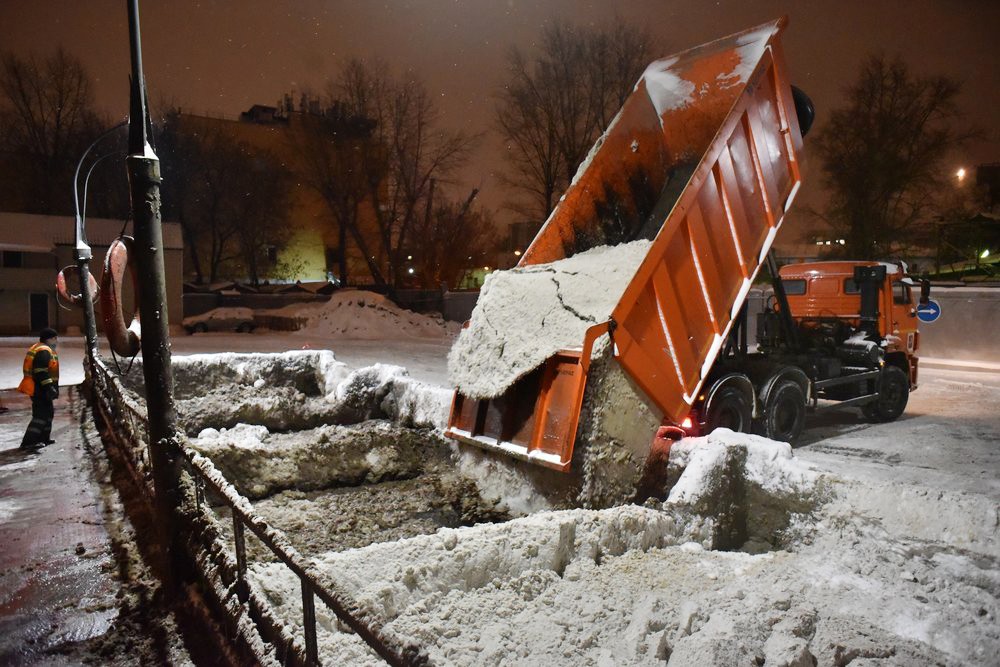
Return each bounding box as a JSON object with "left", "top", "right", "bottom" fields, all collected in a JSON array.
[
  {"left": 246, "top": 432, "right": 828, "bottom": 665},
  {"left": 124, "top": 351, "right": 452, "bottom": 434},
  {"left": 190, "top": 421, "right": 443, "bottom": 499},
  {"left": 247, "top": 430, "right": 998, "bottom": 666},
  {"left": 448, "top": 240, "right": 651, "bottom": 399},
  {"left": 277, "top": 290, "right": 458, "bottom": 339},
  {"left": 125, "top": 350, "right": 349, "bottom": 399}
]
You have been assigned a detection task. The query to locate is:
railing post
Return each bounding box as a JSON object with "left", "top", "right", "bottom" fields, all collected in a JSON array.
[
  {"left": 233, "top": 515, "right": 248, "bottom": 602},
  {"left": 301, "top": 580, "right": 319, "bottom": 664}
]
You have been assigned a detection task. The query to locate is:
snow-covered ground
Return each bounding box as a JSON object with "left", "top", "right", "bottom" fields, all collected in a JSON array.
[
  {"left": 2, "top": 303, "right": 998, "bottom": 665},
  {"left": 237, "top": 371, "right": 1000, "bottom": 666}
]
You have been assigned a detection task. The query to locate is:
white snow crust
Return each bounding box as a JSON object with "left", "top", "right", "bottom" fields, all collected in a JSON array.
[
  {"left": 245, "top": 433, "right": 814, "bottom": 664},
  {"left": 448, "top": 240, "right": 651, "bottom": 399},
  {"left": 191, "top": 420, "right": 431, "bottom": 499}
]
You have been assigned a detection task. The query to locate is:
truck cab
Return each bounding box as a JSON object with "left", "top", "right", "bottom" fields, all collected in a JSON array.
[
  {"left": 778, "top": 261, "right": 923, "bottom": 389},
  {"left": 699, "top": 258, "right": 930, "bottom": 444}
]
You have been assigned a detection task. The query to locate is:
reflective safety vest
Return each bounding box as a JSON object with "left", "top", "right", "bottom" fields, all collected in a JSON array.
[{"left": 17, "top": 342, "right": 59, "bottom": 397}]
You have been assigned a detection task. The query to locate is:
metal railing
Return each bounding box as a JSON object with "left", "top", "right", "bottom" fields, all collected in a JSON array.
[{"left": 86, "top": 356, "right": 429, "bottom": 666}]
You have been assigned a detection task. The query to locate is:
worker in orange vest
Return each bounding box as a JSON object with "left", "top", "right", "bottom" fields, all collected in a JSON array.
[{"left": 18, "top": 327, "right": 59, "bottom": 449}]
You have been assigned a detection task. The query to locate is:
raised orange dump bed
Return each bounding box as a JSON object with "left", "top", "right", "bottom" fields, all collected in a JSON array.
[{"left": 447, "top": 18, "right": 805, "bottom": 471}]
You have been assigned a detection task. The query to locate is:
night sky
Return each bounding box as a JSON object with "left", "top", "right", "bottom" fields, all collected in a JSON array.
[{"left": 2, "top": 0, "right": 997, "bottom": 226}]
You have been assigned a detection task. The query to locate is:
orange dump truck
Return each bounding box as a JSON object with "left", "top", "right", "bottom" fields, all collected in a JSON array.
[{"left": 445, "top": 18, "right": 924, "bottom": 488}]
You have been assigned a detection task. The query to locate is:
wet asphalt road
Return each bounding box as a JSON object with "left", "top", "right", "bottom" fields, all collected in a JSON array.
[{"left": 0, "top": 388, "right": 119, "bottom": 665}]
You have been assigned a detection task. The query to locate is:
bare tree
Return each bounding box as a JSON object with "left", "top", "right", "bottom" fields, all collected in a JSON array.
[
  {"left": 409, "top": 187, "right": 497, "bottom": 289},
  {"left": 0, "top": 48, "right": 104, "bottom": 214},
  {"left": 288, "top": 108, "right": 381, "bottom": 286},
  {"left": 160, "top": 116, "right": 293, "bottom": 284},
  {"left": 815, "top": 55, "right": 975, "bottom": 259},
  {"left": 496, "top": 18, "right": 651, "bottom": 223},
  {"left": 294, "top": 59, "right": 479, "bottom": 288}
]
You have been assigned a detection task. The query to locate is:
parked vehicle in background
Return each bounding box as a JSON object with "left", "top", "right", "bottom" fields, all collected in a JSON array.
[{"left": 182, "top": 307, "right": 256, "bottom": 334}]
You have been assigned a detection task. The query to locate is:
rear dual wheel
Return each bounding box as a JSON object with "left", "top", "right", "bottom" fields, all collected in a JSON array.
[
  {"left": 761, "top": 379, "right": 806, "bottom": 443},
  {"left": 704, "top": 386, "right": 753, "bottom": 434}
]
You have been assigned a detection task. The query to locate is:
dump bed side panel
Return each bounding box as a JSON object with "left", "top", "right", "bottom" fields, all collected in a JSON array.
[
  {"left": 612, "top": 37, "right": 804, "bottom": 424},
  {"left": 519, "top": 19, "right": 790, "bottom": 269}
]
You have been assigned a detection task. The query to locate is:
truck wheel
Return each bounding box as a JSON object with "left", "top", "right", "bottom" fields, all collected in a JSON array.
[
  {"left": 705, "top": 386, "right": 752, "bottom": 434},
  {"left": 863, "top": 365, "right": 909, "bottom": 422},
  {"left": 763, "top": 379, "right": 806, "bottom": 443}
]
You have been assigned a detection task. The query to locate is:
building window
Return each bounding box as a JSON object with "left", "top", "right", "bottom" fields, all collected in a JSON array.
[{"left": 1, "top": 251, "right": 23, "bottom": 268}]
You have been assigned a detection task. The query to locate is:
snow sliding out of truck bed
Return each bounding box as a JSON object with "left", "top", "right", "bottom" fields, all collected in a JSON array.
[{"left": 448, "top": 241, "right": 651, "bottom": 399}]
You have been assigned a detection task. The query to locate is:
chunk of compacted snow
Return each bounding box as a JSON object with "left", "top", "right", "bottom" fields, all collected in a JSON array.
[
  {"left": 667, "top": 430, "right": 819, "bottom": 504},
  {"left": 448, "top": 240, "right": 651, "bottom": 399}
]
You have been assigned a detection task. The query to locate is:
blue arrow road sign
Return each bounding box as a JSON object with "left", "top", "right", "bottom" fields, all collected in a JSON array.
[{"left": 916, "top": 299, "right": 942, "bottom": 323}]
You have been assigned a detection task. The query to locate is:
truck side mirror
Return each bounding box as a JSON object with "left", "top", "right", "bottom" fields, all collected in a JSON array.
[{"left": 919, "top": 279, "right": 931, "bottom": 306}]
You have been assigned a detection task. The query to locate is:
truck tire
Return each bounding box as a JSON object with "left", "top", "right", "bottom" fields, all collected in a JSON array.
[
  {"left": 762, "top": 379, "right": 806, "bottom": 443},
  {"left": 704, "top": 386, "right": 752, "bottom": 434},
  {"left": 863, "top": 365, "right": 909, "bottom": 422}
]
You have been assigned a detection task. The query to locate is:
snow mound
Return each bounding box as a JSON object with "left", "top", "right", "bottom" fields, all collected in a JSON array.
[
  {"left": 129, "top": 351, "right": 449, "bottom": 434},
  {"left": 178, "top": 385, "right": 337, "bottom": 435},
  {"left": 125, "top": 350, "right": 350, "bottom": 399},
  {"left": 663, "top": 430, "right": 823, "bottom": 551},
  {"left": 448, "top": 240, "right": 651, "bottom": 399},
  {"left": 288, "top": 290, "right": 458, "bottom": 339},
  {"left": 182, "top": 306, "right": 254, "bottom": 326},
  {"left": 191, "top": 420, "right": 441, "bottom": 499},
  {"left": 247, "top": 433, "right": 1000, "bottom": 667}
]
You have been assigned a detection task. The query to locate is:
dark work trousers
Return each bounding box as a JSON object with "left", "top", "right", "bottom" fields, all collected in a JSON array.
[{"left": 21, "top": 394, "right": 54, "bottom": 447}]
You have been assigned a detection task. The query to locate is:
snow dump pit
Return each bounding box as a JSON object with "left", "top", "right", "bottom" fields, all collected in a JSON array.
[
  {"left": 117, "top": 351, "right": 510, "bottom": 559},
  {"left": 245, "top": 428, "right": 828, "bottom": 666}
]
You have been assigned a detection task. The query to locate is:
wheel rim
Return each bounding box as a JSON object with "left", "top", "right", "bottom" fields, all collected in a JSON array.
[
  {"left": 768, "top": 384, "right": 803, "bottom": 441},
  {"left": 716, "top": 405, "right": 743, "bottom": 431},
  {"left": 707, "top": 389, "right": 750, "bottom": 433}
]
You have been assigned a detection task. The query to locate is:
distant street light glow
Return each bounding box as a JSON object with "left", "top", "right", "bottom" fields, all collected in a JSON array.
[
  {"left": 408, "top": 267, "right": 415, "bottom": 274},
  {"left": 957, "top": 167, "right": 966, "bottom": 181},
  {"left": 513, "top": 249, "right": 522, "bottom": 256},
  {"left": 981, "top": 249, "right": 990, "bottom": 259}
]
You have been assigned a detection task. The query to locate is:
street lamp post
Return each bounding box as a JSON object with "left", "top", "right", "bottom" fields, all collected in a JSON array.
[
  {"left": 73, "top": 121, "right": 127, "bottom": 360},
  {"left": 125, "top": 0, "right": 184, "bottom": 585}
]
